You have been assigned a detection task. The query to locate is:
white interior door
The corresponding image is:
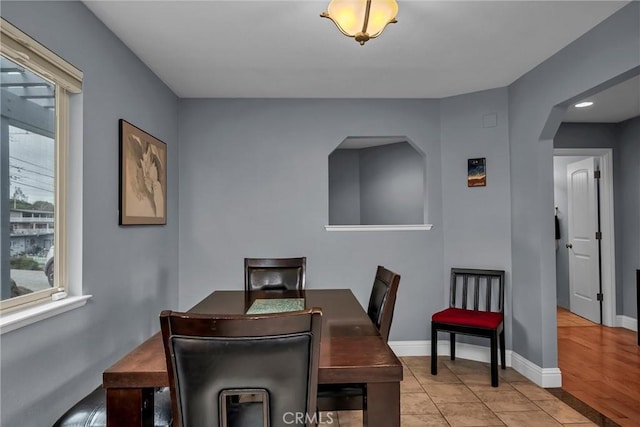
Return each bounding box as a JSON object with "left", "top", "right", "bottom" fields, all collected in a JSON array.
[{"left": 567, "top": 157, "right": 600, "bottom": 323}]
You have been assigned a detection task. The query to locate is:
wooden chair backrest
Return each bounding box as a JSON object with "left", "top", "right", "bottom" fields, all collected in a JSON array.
[
  {"left": 160, "top": 308, "right": 322, "bottom": 427},
  {"left": 367, "top": 265, "right": 401, "bottom": 341},
  {"left": 244, "top": 257, "right": 306, "bottom": 291},
  {"left": 449, "top": 268, "right": 505, "bottom": 313}
]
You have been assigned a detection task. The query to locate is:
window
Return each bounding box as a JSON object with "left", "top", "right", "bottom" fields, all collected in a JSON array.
[{"left": 1, "top": 18, "right": 82, "bottom": 312}]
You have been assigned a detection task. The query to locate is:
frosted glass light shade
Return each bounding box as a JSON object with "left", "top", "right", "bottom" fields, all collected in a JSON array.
[{"left": 321, "top": 0, "right": 398, "bottom": 45}]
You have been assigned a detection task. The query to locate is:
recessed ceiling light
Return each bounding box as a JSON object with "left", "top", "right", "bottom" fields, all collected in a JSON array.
[{"left": 575, "top": 101, "right": 594, "bottom": 108}]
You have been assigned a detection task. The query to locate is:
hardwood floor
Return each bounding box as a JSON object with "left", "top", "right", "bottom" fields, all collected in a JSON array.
[{"left": 557, "top": 307, "right": 640, "bottom": 427}]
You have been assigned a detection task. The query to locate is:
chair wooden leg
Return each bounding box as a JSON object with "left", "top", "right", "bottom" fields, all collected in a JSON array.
[
  {"left": 490, "top": 333, "right": 498, "bottom": 387},
  {"left": 499, "top": 330, "right": 506, "bottom": 370},
  {"left": 431, "top": 325, "right": 438, "bottom": 375},
  {"left": 450, "top": 333, "right": 456, "bottom": 360}
]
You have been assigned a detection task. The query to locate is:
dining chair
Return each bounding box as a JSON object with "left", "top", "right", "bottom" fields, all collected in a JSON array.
[
  {"left": 367, "top": 265, "right": 401, "bottom": 341},
  {"left": 52, "top": 386, "right": 171, "bottom": 427},
  {"left": 160, "top": 308, "right": 322, "bottom": 427},
  {"left": 244, "top": 257, "right": 306, "bottom": 291},
  {"left": 317, "top": 265, "right": 401, "bottom": 411},
  {"left": 431, "top": 268, "right": 506, "bottom": 387}
]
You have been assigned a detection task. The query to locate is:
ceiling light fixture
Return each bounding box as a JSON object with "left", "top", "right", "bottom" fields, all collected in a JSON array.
[
  {"left": 321, "top": 0, "right": 398, "bottom": 46},
  {"left": 575, "top": 101, "right": 594, "bottom": 108}
]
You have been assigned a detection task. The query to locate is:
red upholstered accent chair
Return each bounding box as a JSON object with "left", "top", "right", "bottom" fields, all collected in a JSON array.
[{"left": 431, "top": 268, "right": 506, "bottom": 387}]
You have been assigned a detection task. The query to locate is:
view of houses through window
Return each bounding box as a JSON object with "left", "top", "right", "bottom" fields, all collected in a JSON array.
[{"left": 1, "top": 56, "right": 56, "bottom": 301}]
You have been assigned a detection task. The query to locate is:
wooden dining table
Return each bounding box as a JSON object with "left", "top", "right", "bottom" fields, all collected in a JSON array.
[{"left": 103, "top": 289, "right": 403, "bottom": 426}]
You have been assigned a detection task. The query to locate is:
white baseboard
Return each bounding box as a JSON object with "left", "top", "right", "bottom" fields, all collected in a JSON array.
[
  {"left": 389, "top": 340, "right": 512, "bottom": 367},
  {"left": 510, "top": 352, "right": 562, "bottom": 388},
  {"left": 388, "top": 340, "right": 561, "bottom": 388},
  {"left": 388, "top": 340, "right": 429, "bottom": 356},
  {"left": 616, "top": 315, "right": 638, "bottom": 332}
]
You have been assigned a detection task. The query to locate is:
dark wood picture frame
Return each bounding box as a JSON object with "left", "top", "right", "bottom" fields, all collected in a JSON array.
[
  {"left": 467, "top": 157, "right": 486, "bottom": 187},
  {"left": 119, "top": 119, "right": 167, "bottom": 225}
]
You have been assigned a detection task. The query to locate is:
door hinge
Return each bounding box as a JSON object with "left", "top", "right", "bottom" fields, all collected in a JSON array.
[
  {"left": 596, "top": 293, "right": 604, "bottom": 302},
  {"left": 594, "top": 170, "right": 601, "bottom": 179},
  {"left": 595, "top": 231, "right": 602, "bottom": 240}
]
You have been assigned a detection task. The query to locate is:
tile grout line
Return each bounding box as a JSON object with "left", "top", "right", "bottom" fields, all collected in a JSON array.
[{"left": 405, "top": 360, "right": 453, "bottom": 426}]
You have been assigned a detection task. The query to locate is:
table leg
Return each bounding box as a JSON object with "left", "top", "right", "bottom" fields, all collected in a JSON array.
[
  {"left": 106, "top": 387, "right": 154, "bottom": 427},
  {"left": 363, "top": 382, "right": 400, "bottom": 427}
]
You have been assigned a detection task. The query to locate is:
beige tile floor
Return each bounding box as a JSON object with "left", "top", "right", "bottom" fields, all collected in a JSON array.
[{"left": 318, "top": 356, "right": 597, "bottom": 427}]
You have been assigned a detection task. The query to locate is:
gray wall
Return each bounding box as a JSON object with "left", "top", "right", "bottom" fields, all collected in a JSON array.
[
  {"left": 177, "top": 99, "right": 447, "bottom": 341},
  {"left": 617, "top": 117, "right": 640, "bottom": 319},
  {"left": 359, "top": 142, "right": 424, "bottom": 225},
  {"left": 0, "top": 2, "right": 179, "bottom": 426},
  {"left": 441, "top": 89, "right": 511, "bottom": 271},
  {"left": 508, "top": 2, "right": 639, "bottom": 368},
  {"left": 554, "top": 123, "right": 619, "bottom": 149},
  {"left": 328, "top": 149, "right": 360, "bottom": 225},
  {"left": 440, "top": 88, "right": 512, "bottom": 346},
  {"left": 177, "top": 93, "right": 517, "bottom": 349}
]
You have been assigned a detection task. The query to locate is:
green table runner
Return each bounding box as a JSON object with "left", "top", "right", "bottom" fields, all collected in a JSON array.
[{"left": 246, "top": 298, "right": 305, "bottom": 314}]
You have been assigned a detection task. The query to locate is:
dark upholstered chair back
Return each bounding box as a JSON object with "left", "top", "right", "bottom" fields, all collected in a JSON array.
[
  {"left": 160, "top": 309, "right": 322, "bottom": 427},
  {"left": 449, "top": 268, "right": 505, "bottom": 313},
  {"left": 367, "top": 266, "right": 400, "bottom": 341},
  {"left": 245, "top": 257, "right": 306, "bottom": 291}
]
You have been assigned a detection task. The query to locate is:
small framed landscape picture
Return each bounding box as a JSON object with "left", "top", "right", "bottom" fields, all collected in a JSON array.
[
  {"left": 467, "top": 157, "right": 486, "bottom": 187},
  {"left": 119, "top": 119, "right": 167, "bottom": 225}
]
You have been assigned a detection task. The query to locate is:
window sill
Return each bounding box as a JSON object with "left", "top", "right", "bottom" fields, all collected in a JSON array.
[
  {"left": 0, "top": 295, "right": 91, "bottom": 335},
  {"left": 324, "top": 224, "right": 433, "bottom": 232}
]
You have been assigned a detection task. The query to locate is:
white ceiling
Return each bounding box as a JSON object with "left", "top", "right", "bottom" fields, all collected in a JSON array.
[
  {"left": 562, "top": 75, "right": 640, "bottom": 123},
  {"left": 84, "top": 0, "right": 629, "bottom": 100}
]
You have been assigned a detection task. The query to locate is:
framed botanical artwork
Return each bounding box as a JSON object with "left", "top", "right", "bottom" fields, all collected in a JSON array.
[
  {"left": 467, "top": 157, "right": 486, "bottom": 187},
  {"left": 119, "top": 119, "right": 167, "bottom": 225}
]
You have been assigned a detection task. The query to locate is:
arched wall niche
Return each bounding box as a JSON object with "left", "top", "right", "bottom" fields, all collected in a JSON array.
[{"left": 327, "top": 136, "right": 431, "bottom": 231}]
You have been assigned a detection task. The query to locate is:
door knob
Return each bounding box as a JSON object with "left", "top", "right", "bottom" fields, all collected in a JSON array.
[{"left": 566, "top": 243, "right": 573, "bottom": 249}]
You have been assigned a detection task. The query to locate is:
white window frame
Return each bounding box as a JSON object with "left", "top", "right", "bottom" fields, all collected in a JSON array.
[{"left": 0, "top": 18, "right": 82, "bottom": 314}]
